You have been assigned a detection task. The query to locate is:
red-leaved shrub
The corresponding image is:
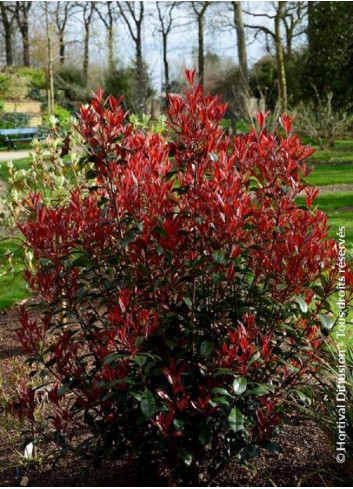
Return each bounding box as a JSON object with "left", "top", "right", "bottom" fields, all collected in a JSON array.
[{"left": 12, "top": 70, "right": 352, "bottom": 484}]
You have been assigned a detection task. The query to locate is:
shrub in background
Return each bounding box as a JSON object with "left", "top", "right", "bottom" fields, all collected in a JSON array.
[
  {"left": 0, "top": 112, "right": 31, "bottom": 129},
  {"left": 294, "top": 91, "right": 353, "bottom": 149},
  {"left": 42, "top": 104, "right": 73, "bottom": 133},
  {"left": 11, "top": 70, "right": 352, "bottom": 485},
  {"left": 55, "top": 65, "right": 90, "bottom": 103}
]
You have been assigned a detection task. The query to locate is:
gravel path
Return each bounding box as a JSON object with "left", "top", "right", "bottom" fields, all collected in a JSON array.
[{"left": 0, "top": 150, "right": 31, "bottom": 162}]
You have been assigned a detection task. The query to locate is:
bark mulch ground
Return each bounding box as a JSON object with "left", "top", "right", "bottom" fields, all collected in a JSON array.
[{"left": 0, "top": 306, "right": 351, "bottom": 487}]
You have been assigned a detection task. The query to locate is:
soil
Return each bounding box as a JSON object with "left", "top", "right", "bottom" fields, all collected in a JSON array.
[{"left": 0, "top": 305, "right": 351, "bottom": 487}]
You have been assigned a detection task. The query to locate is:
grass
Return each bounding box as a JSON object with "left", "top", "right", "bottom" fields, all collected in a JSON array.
[
  {"left": 297, "top": 192, "right": 353, "bottom": 248},
  {"left": 0, "top": 238, "right": 29, "bottom": 311},
  {"left": 0, "top": 142, "right": 33, "bottom": 151},
  {"left": 0, "top": 157, "right": 31, "bottom": 182},
  {"left": 309, "top": 140, "right": 353, "bottom": 164},
  {"left": 306, "top": 163, "right": 353, "bottom": 186}
]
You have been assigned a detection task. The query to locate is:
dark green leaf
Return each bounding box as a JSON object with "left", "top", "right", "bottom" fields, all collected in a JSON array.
[
  {"left": 200, "top": 340, "right": 214, "bottom": 357},
  {"left": 228, "top": 407, "right": 244, "bottom": 433},
  {"left": 233, "top": 377, "right": 247, "bottom": 395},
  {"left": 141, "top": 389, "right": 156, "bottom": 418}
]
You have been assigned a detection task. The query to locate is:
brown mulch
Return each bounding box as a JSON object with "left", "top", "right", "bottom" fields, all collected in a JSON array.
[{"left": 0, "top": 306, "right": 352, "bottom": 487}]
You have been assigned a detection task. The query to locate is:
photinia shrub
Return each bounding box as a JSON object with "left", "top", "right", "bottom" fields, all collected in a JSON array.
[{"left": 11, "top": 70, "right": 352, "bottom": 484}]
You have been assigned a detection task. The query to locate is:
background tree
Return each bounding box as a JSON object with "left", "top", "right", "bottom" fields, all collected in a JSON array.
[
  {"left": 221, "top": 1, "right": 250, "bottom": 118},
  {"left": 282, "top": 1, "right": 307, "bottom": 59},
  {"left": 51, "top": 1, "right": 78, "bottom": 66},
  {"left": 95, "top": 1, "right": 118, "bottom": 68},
  {"left": 117, "top": 1, "right": 146, "bottom": 112},
  {"left": 245, "top": 1, "right": 288, "bottom": 112},
  {"left": 76, "top": 1, "right": 95, "bottom": 84},
  {"left": 304, "top": 1, "right": 353, "bottom": 111},
  {"left": 0, "top": 2, "right": 16, "bottom": 66},
  {"left": 190, "top": 1, "right": 209, "bottom": 86},
  {"left": 13, "top": 1, "right": 32, "bottom": 66},
  {"left": 155, "top": 1, "right": 176, "bottom": 104}
]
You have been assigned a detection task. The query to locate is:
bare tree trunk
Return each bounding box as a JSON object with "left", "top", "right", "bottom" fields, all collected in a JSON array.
[
  {"left": 59, "top": 31, "right": 65, "bottom": 66},
  {"left": 14, "top": 2, "right": 31, "bottom": 66},
  {"left": 0, "top": 4, "right": 14, "bottom": 66},
  {"left": 136, "top": 29, "right": 145, "bottom": 112},
  {"left": 191, "top": 2, "right": 209, "bottom": 86},
  {"left": 80, "top": 2, "right": 95, "bottom": 85},
  {"left": 155, "top": 2, "right": 175, "bottom": 106},
  {"left": 45, "top": 3, "right": 54, "bottom": 116},
  {"left": 83, "top": 23, "right": 90, "bottom": 81},
  {"left": 108, "top": 25, "right": 114, "bottom": 68},
  {"left": 232, "top": 1, "right": 250, "bottom": 115},
  {"left": 307, "top": 0, "right": 314, "bottom": 49},
  {"left": 162, "top": 32, "right": 169, "bottom": 100},
  {"left": 198, "top": 15, "right": 205, "bottom": 86},
  {"left": 117, "top": 2, "right": 145, "bottom": 113},
  {"left": 22, "top": 27, "right": 30, "bottom": 66},
  {"left": 95, "top": 2, "right": 116, "bottom": 68},
  {"left": 275, "top": 2, "right": 287, "bottom": 112}
]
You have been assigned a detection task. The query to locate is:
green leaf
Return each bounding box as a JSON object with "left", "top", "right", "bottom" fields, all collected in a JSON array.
[
  {"left": 319, "top": 313, "right": 335, "bottom": 330},
  {"left": 246, "top": 383, "right": 273, "bottom": 396},
  {"left": 140, "top": 389, "right": 156, "bottom": 418},
  {"left": 228, "top": 407, "right": 244, "bottom": 433},
  {"left": 233, "top": 377, "right": 247, "bottom": 395},
  {"left": 210, "top": 396, "right": 230, "bottom": 407},
  {"left": 183, "top": 297, "right": 192, "bottom": 309},
  {"left": 72, "top": 254, "right": 91, "bottom": 267},
  {"left": 296, "top": 295, "right": 308, "bottom": 313},
  {"left": 103, "top": 352, "right": 121, "bottom": 366},
  {"left": 211, "top": 387, "right": 231, "bottom": 397},
  {"left": 200, "top": 340, "right": 214, "bottom": 357},
  {"left": 212, "top": 250, "right": 226, "bottom": 265},
  {"left": 294, "top": 389, "right": 312, "bottom": 405},
  {"left": 209, "top": 152, "right": 218, "bottom": 162},
  {"left": 85, "top": 169, "right": 98, "bottom": 180},
  {"left": 133, "top": 354, "right": 147, "bottom": 367},
  {"left": 153, "top": 226, "right": 166, "bottom": 238},
  {"left": 121, "top": 234, "right": 136, "bottom": 249}
]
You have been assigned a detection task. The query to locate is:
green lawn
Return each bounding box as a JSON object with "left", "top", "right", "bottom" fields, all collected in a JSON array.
[
  {"left": 306, "top": 163, "right": 353, "bottom": 186},
  {"left": 309, "top": 140, "right": 353, "bottom": 164},
  {"left": 0, "top": 157, "right": 31, "bottom": 182},
  {"left": 0, "top": 238, "right": 29, "bottom": 310}
]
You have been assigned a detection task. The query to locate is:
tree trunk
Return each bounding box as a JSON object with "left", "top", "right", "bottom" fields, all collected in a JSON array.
[
  {"left": 162, "top": 32, "right": 169, "bottom": 104},
  {"left": 5, "top": 29, "right": 13, "bottom": 66},
  {"left": 286, "top": 34, "right": 292, "bottom": 59},
  {"left": 107, "top": 25, "right": 114, "bottom": 68},
  {"left": 275, "top": 2, "right": 287, "bottom": 112},
  {"left": 45, "top": 3, "right": 54, "bottom": 116},
  {"left": 22, "top": 23, "right": 30, "bottom": 66},
  {"left": 0, "top": 6, "right": 13, "bottom": 66},
  {"left": 307, "top": 0, "right": 314, "bottom": 49},
  {"left": 198, "top": 16, "right": 204, "bottom": 86},
  {"left": 83, "top": 25, "right": 90, "bottom": 83},
  {"left": 232, "top": 1, "right": 250, "bottom": 115},
  {"left": 59, "top": 31, "right": 65, "bottom": 66},
  {"left": 136, "top": 30, "right": 145, "bottom": 112}
]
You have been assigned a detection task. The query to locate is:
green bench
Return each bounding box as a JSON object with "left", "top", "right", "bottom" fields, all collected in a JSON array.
[{"left": 0, "top": 127, "right": 46, "bottom": 149}]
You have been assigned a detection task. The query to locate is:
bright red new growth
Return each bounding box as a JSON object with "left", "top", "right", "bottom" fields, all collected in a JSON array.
[{"left": 12, "top": 73, "right": 351, "bottom": 482}]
